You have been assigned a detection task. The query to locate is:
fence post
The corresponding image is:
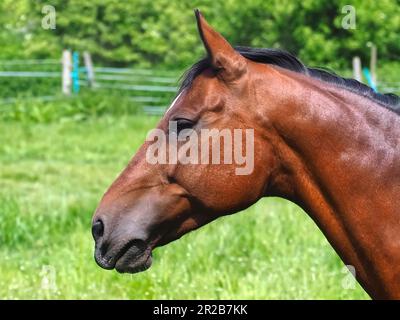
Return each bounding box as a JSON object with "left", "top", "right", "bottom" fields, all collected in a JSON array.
[
  {"left": 62, "top": 49, "right": 72, "bottom": 95},
  {"left": 352, "top": 56, "right": 362, "bottom": 82},
  {"left": 83, "top": 51, "right": 95, "bottom": 88},
  {"left": 72, "top": 51, "right": 80, "bottom": 93},
  {"left": 363, "top": 67, "right": 378, "bottom": 92},
  {"left": 370, "top": 44, "right": 377, "bottom": 85}
]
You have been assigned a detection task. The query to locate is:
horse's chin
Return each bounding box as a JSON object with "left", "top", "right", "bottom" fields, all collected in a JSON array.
[
  {"left": 114, "top": 247, "right": 153, "bottom": 274},
  {"left": 94, "top": 237, "right": 154, "bottom": 274}
]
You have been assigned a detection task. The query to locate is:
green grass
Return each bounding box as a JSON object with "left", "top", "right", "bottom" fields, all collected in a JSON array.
[{"left": 0, "top": 105, "right": 369, "bottom": 299}]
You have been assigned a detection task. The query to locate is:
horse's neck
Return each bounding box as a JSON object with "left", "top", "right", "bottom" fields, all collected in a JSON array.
[{"left": 259, "top": 73, "right": 400, "bottom": 298}]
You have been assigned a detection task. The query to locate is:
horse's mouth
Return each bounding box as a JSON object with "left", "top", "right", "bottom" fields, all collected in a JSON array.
[
  {"left": 115, "top": 245, "right": 153, "bottom": 274},
  {"left": 95, "top": 239, "right": 153, "bottom": 274}
]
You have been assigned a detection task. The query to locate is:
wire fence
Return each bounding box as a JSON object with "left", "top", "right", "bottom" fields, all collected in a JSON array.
[
  {"left": 0, "top": 59, "right": 59, "bottom": 65},
  {"left": 0, "top": 55, "right": 181, "bottom": 115},
  {"left": 0, "top": 71, "right": 60, "bottom": 78},
  {"left": 378, "top": 81, "right": 400, "bottom": 93},
  {"left": 0, "top": 55, "right": 398, "bottom": 116}
]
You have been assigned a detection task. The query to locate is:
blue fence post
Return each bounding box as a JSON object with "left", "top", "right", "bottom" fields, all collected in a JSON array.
[
  {"left": 362, "top": 67, "right": 378, "bottom": 92},
  {"left": 72, "top": 51, "right": 80, "bottom": 94}
]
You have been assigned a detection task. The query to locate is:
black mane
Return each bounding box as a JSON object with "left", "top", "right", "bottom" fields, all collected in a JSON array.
[{"left": 180, "top": 46, "right": 400, "bottom": 115}]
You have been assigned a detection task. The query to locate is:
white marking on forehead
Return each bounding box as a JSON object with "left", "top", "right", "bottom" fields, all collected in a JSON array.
[{"left": 164, "top": 91, "right": 184, "bottom": 116}]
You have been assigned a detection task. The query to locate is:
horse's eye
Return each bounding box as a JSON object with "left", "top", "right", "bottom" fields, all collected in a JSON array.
[{"left": 175, "top": 118, "right": 194, "bottom": 134}]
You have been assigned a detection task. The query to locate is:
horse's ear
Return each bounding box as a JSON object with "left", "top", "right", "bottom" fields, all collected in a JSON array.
[{"left": 194, "top": 9, "right": 246, "bottom": 82}]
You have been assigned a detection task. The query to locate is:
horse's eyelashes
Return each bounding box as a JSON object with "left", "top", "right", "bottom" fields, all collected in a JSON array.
[{"left": 176, "top": 118, "right": 195, "bottom": 133}]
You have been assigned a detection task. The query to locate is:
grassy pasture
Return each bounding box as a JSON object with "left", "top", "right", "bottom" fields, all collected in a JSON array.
[{"left": 0, "top": 99, "right": 370, "bottom": 299}]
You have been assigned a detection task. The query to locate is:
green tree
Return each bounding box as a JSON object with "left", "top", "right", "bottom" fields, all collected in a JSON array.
[{"left": 0, "top": 0, "right": 398, "bottom": 69}]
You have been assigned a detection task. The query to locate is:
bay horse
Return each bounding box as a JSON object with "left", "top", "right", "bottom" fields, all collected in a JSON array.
[{"left": 92, "top": 10, "right": 400, "bottom": 299}]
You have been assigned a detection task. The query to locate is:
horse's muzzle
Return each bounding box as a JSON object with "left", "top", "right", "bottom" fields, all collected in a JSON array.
[
  {"left": 92, "top": 217, "right": 153, "bottom": 273},
  {"left": 94, "top": 238, "right": 153, "bottom": 273}
]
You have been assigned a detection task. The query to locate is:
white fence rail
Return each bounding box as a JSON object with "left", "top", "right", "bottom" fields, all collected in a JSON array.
[
  {"left": 0, "top": 51, "right": 398, "bottom": 116},
  {"left": 0, "top": 51, "right": 181, "bottom": 114}
]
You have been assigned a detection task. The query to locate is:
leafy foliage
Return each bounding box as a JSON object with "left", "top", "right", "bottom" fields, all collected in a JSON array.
[{"left": 0, "top": 0, "right": 398, "bottom": 69}]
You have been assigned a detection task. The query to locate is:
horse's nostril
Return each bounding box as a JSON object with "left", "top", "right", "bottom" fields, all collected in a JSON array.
[{"left": 92, "top": 219, "right": 104, "bottom": 241}]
